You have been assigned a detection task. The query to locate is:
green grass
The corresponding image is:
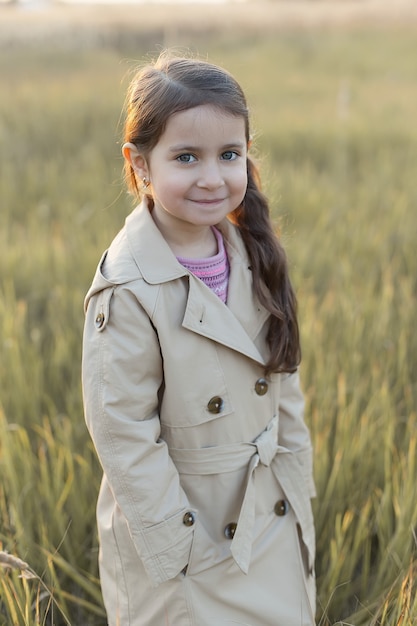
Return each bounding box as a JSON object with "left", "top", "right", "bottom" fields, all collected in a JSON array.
[{"left": 1, "top": 21, "right": 416, "bottom": 625}]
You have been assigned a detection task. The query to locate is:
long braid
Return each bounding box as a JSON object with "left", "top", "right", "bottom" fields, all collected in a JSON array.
[{"left": 230, "top": 157, "right": 301, "bottom": 375}]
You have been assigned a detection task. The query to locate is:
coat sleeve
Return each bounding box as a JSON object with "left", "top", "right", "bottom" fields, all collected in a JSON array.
[
  {"left": 278, "top": 371, "right": 316, "bottom": 498},
  {"left": 82, "top": 284, "right": 194, "bottom": 587}
]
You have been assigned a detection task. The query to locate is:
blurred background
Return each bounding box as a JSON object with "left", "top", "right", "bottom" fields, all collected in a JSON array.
[{"left": 1, "top": 1, "right": 416, "bottom": 624}]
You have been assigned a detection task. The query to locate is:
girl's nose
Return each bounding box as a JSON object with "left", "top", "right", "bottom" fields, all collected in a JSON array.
[{"left": 197, "top": 162, "right": 224, "bottom": 189}]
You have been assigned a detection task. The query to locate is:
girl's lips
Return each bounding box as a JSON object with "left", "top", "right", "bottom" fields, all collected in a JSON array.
[{"left": 190, "top": 198, "right": 226, "bottom": 204}]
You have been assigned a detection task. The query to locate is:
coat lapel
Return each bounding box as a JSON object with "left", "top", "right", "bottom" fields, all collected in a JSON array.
[{"left": 182, "top": 276, "right": 267, "bottom": 365}]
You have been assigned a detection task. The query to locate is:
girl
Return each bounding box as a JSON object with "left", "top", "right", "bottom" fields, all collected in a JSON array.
[{"left": 82, "top": 51, "right": 316, "bottom": 626}]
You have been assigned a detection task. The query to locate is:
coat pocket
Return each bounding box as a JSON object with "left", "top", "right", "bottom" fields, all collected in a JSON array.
[
  {"left": 271, "top": 451, "right": 316, "bottom": 575},
  {"left": 185, "top": 516, "right": 227, "bottom": 577}
]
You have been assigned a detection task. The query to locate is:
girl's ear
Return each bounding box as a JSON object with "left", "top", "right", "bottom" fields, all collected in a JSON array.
[{"left": 122, "top": 142, "right": 149, "bottom": 179}]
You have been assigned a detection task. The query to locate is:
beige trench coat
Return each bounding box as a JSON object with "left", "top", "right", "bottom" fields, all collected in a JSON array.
[{"left": 82, "top": 201, "right": 316, "bottom": 626}]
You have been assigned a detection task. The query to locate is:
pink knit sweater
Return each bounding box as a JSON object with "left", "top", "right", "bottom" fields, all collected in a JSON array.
[{"left": 176, "top": 227, "right": 230, "bottom": 303}]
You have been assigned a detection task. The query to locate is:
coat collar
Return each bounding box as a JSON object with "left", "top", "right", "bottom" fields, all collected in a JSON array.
[
  {"left": 109, "top": 201, "right": 270, "bottom": 365},
  {"left": 125, "top": 201, "right": 188, "bottom": 284}
]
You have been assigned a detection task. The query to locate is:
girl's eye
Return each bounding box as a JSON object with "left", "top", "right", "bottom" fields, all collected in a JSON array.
[
  {"left": 176, "top": 154, "right": 196, "bottom": 163},
  {"left": 221, "top": 151, "right": 238, "bottom": 161}
]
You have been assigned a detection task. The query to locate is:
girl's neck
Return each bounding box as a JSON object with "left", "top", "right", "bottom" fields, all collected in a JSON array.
[{"left": 151, "top": 211, "right": 218, "bottom": 259}]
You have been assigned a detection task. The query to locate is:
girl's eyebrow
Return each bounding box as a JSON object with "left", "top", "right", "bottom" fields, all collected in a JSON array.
[{"left": 168, "top": 142, "right": 246, "bottom": 153}]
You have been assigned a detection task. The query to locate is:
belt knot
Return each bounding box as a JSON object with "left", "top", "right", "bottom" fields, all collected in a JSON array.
[{"left": 253, "top": 415, "right": 278, "bottom": 467}]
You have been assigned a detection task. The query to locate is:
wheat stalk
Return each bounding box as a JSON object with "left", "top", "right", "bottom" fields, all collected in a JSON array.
[
  {"left": 0, "top": 550, "right": 36, "bottom": 579},
  {"left": 0, "top": 550, "right": 71, "bottom": 624}
]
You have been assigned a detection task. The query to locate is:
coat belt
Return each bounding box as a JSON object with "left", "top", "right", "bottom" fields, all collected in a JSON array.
[{"left": 169, "top": 416, "right": 314, "bottom": 575}]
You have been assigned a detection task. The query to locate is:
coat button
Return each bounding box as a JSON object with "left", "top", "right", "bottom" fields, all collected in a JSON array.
[
  {"left": 255, "top": 378, "right": 268, "bottom": 396},
  {"left": 224, "top": 522, "right": 237, "bottom": 539},
  {"left": 274, "top": 500, "right": 289, "bottom": 516},
  {"left": 95, "top": 312, "right": 105, "bottom": 329},
  {"left": 207, "top": 396, "right": 224, "bottom": 414},
  {"left": 183, "top": 511, "right": 196, "bottom": 527}
]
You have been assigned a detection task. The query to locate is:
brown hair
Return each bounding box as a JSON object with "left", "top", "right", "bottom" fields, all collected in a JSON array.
[{"left": 123, "top": 51, "right": 300, "bottom": 375}]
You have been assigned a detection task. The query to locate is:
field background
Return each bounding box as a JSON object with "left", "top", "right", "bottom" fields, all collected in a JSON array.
[{"left": 1, "top": 1, "right": 416, "bottom": 624}]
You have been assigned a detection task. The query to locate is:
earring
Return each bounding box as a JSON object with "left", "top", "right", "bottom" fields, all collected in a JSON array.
[{"left": 142, "top": 177, "right": 150, "bottom": 189}]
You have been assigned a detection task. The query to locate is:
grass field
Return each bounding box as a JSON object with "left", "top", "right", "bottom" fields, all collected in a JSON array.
[{"left": 1, "top": 4, "right": 416, "bottom": 624}]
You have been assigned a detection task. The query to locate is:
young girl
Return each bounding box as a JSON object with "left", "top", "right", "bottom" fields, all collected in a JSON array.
[{"left": 82, "top": 51, "right": 316, "bottom": 626}]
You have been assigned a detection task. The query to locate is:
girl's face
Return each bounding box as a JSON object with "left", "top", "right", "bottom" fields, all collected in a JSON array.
[{"left": 133, "top": 105, "right": 248, "bottom": 238}]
